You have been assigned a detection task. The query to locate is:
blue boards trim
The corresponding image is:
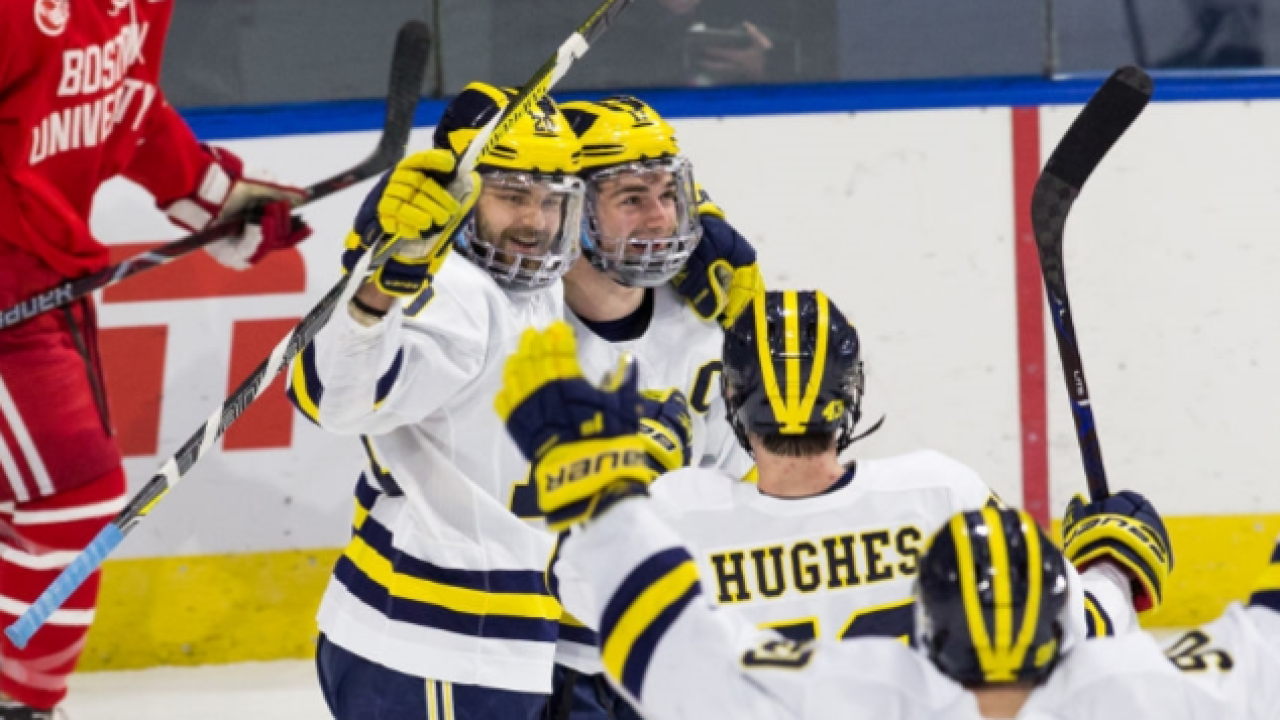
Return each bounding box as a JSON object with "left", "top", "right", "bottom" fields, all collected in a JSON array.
[{"left": 181, "top": 71, "right": 1280, "bottom": 141}]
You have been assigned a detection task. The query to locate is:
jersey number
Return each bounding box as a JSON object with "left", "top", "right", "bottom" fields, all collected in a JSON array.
[
  {"left": 760, "top": 598, "right": 915, "bottom": 644},
  {"left": 1165, "top": 630, "right": 1234, "bottom": 672},
  {"left": 690, "top": 361, "right": 723, "bottom": 414}
]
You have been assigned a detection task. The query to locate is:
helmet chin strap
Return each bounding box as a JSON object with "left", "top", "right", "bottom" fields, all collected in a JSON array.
[{"left": 844, "top": 413, "right": 885, "bottom": 448}]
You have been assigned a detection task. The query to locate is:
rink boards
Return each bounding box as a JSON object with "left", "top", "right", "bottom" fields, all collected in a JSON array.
[{"left": 80, "top": 88, "right": 1280, "bottom": 669}]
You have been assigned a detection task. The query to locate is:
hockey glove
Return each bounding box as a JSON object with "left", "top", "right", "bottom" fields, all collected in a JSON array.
[
  {"left": 495, "top": 322, "right": 656, "bottom": 531},
  {"left": 671, "top": 185, "right": 764, "bottom": 328},
  {"left": 342, "top": 149, "right": 480, "bottom": 299},
  {"left": 165, "top": 145, "right": 312, "bottom": 271},
  {"left": 638, "top": 387, "right": 694, "bottom": 473},
  {"left": 1062, "top": 490, "right": 1173, "bottom": 614}
]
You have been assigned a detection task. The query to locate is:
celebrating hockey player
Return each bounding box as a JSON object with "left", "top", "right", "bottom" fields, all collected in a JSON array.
[
  {"left": 287, "top": 83, "right": 585, "bottom": 719},
  {"left": 493, "top": 320, "right": 1223, "bottom": 719},
  {"left": 0, "top": 2, "right": 310, "bottom": 716},
  {"left": 546, "top": 97, "right": 759, "bottom": 713},
  {"left": 556, "top": 96, "right": 757, "bottom": 478}
]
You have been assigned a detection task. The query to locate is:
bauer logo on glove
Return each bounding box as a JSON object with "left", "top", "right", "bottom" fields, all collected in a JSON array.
[
  {"left": 495, "top": 322, "right": 658, "bottom": 530},
  {"left": 1062, "top": 491, "right": 1173, "bottom": 614}
]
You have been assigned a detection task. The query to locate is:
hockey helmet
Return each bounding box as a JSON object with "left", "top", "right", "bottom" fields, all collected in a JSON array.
[
  {"left": 916, "top": 507, "right": 1070, "bottom": 687},
  {"left": 560, "top": 97, "right": 700, "bottom": 287},
  {"left": 434, "top": 82, "right": 585, "bottom": 293},
  {"left": 722, "top": 290, "right": 863, "bottom": 454}
]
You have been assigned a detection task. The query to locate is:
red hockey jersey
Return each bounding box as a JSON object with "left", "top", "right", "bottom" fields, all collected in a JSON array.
[{"left": 0, "top": 0, "right": 212, "bottom": 286}]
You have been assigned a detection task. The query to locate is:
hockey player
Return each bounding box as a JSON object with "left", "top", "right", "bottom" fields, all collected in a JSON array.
[
  {"left": 547, "top": 97, "right": 758, "bottom": 709},
  {"left": 556, "top": 96, "right": 757, "bottom": 477},
  {"left": 492, "top": 320, "right": 1224, "bottom": 719},
  {"left": 0, "top": 2, "right": 309, "bottom": 716},
  {"left": 286, "top": 83, "right": 586, "bottom": 719},
  {"left": 1159, "top": 531, "right": 1280, "bottom": 718}
]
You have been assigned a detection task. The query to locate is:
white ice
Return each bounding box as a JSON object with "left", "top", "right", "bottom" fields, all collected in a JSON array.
[{"left": 63, "top": 660, "right": 330, "bottom": 720}]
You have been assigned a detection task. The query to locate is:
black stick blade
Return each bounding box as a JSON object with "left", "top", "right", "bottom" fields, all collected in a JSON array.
[
  {"left": 380, "top": 21, "right": 432, "bottom": 159},
  {"left": 1044, "top": 66, "right": 1152, "bottom": 192},
  {"left": 1033, "top": 66, "right": 1152, "bottom": 293}
]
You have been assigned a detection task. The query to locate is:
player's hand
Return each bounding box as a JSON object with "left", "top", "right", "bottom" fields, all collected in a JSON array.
[
  {"left": 671, "top": 185, "right": 764, "bottom": 328},
  {"left": 638, "top": 387, "right": 694, "bottom": 473},
  {"left": 1062, "top": 491, "right": 1173, "bottom": 614},
  {"left": 342, "top": 149, "right": 480, "bottom": 299},
  {"left": 165, "top": 145, "right": 312, "bottom": 271},
  {"left": 495, "top": 323, "right": 656, "bottom": 531}
]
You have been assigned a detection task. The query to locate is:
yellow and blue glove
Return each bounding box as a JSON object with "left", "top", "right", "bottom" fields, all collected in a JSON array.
[
  {"left": 495, "top": 322, "right": 657, "bottom": 531},
  {"left": 342, "top": 149, "right": 479, "bottom": 299},
  {"left": 638, "top": 387, "right": 694, "bottom": 474},
  {"left": 672, "top": 186, "right": 765, "bottom": 329},
  {"left": 1063, "top": 490, "right": 1173, "bottom": 614}
]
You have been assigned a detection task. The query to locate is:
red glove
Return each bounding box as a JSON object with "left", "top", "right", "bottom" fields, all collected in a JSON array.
[{"left": 164, "top": 145, "right": 312, "bottom": 270}]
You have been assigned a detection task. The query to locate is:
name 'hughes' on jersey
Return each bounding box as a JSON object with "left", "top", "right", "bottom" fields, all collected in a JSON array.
[{"left": 652, "top": 450, "right": 997, "bottom": 644}]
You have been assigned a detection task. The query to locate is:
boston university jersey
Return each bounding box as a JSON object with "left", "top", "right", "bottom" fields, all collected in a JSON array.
[
  {"left": 554, "top": 498, "right": 1226, "bottom": 720},
  {"left": 287, "top": 257, "right": 564, "bottom": 693},
  {"left": 566, "top": 285, "right": 751, "bottom": 476},
  {"left": 652, "top": 450, "right": 994, "bottom": 645},
  {"left": 0, "top": 0, "right": 212, "bottom": 282}
]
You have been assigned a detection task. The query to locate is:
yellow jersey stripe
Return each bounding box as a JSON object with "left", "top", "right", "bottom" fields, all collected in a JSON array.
[
  {"left": 601, "top": 560, "right": 700, "bottom": 685},
  {"left": 342, "top": 534, "right": 562, "bottom": 620}
]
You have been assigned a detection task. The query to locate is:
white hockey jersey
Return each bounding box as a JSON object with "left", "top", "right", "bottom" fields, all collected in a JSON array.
[
  {"left": 557, "top": 284, "right": 753, "bottom": 670},
  {"left": 1163, "top": 603, "right": 1280, "bottom": 720},
  {"left": 649, "top": 451, "right": 994, "bottom": 646},
  {"left": 565, "top": 284, "right": 751, "bottom": 476},
  {"left": 286, "top": 256, "right": 564, "bottom": 693},
  {"left": 556, "top": 498, "right": 1227, "bottom": 720}
]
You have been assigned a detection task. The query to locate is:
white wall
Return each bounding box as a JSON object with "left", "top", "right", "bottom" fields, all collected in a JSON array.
[{"left": 89, "top": 101, "right": 1278, "bottom": 559}]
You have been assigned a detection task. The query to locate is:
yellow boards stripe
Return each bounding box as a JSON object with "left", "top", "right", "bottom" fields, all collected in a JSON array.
[
  {"left": 754, "top": 294, "right": 787, "bottom": 429},
  {"left": 796, "top": 292, "right": 830, "bottom": 424},
  {"left": 601, "top": 561, "right": 700, "bottom": 684},
  {"left": 443, "top": 681, "right": 455, "bottom": 720},
  {"left": 781, "top": 291, "right": 802, "bottom": 432},
  {"left": 352, "top": 502, "right": 369, "bottom": 532},
  {"left": 1009, "top": 511, "right": 1043, "bottom": 670},
  {"left": 983, "top": 507, "right": 1015, "bottom": 681},
  {"left": 950, "top": 515, "right": 996, "bottom": 675},
  {"left": 343, "top": 535, "right": 562, "bottom": 620}
]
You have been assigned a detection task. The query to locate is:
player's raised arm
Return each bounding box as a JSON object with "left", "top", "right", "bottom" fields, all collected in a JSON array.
[
  {"left": 285, "top": 146, "right": 487, "bottom": 436},
  {"left": 287, "top": 82, "right": 585, "bottom": 436}
]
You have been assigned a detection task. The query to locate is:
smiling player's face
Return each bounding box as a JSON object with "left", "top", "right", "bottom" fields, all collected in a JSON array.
[
  {"left": 476, "top": 182, "right": 568, "bottom": 257},
  {"left": 592, "top": 170, "right": 679, "bottom": 254}
]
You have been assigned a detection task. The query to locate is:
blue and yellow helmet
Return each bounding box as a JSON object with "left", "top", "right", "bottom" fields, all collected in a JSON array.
[
  {"left": 916, "top": 507, "right": 1070, "bottom": 687},
  {"left": 722, "top": 290, "right": 863, "bottom": 454},
  {"left": 560, "top": 97, "right": 700, "bottom": 288},
  {"left": 435, "top": 82, "right": 585, "bottom": 293}
]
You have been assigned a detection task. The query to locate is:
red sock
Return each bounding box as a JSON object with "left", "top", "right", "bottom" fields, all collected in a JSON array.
[{"left": 0, "top": 467, "right": 127, "bottom": 709}]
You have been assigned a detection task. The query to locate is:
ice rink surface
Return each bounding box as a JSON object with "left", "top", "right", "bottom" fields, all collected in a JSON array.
[{"left": 64, "top": 661, "right": 330, "bottom": 720}]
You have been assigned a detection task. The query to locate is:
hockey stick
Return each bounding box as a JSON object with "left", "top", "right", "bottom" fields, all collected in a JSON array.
[
  {"left": 1030, "top": 66, "right": 1152, "bottom": 502},
  {"left": 0, "top": 21, "right": 430, "bottom": 333},
  {"left": 6, "top": 0, "right": 633, "bottom": 649}
]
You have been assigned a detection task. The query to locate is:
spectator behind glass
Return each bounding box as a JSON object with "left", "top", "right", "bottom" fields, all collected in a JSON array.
[
  {"left": 1156, "top": 0, "right": 1262, "bottom": 68},
  {"left": 489, "top": 0, "right": 837, "bottom": 90}
]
